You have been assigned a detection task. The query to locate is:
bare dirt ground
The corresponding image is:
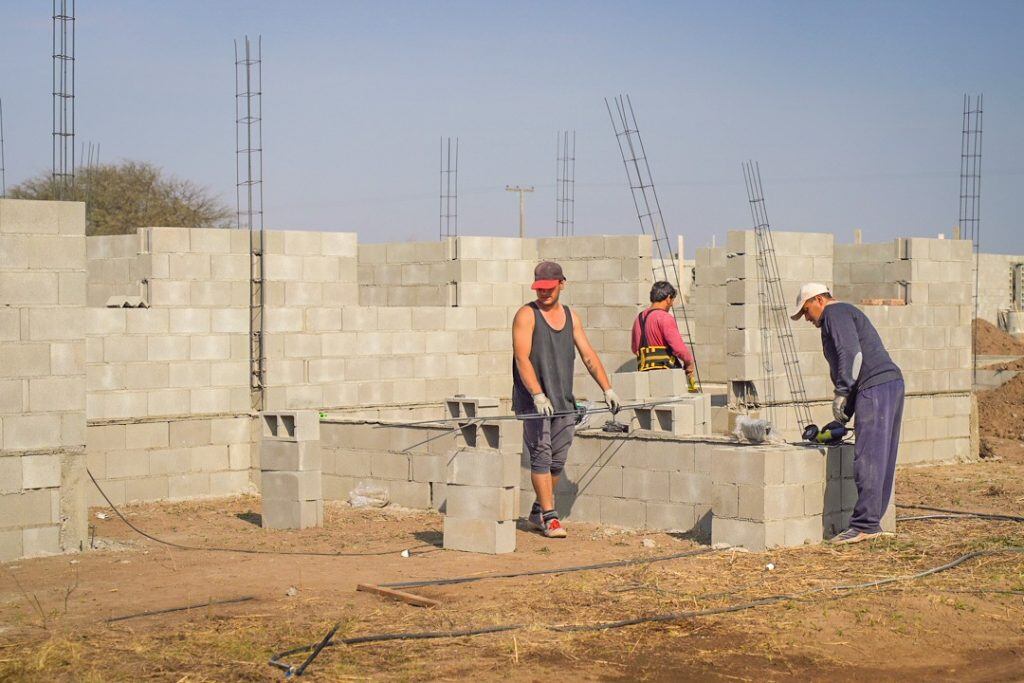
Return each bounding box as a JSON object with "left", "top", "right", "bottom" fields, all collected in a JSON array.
[
  {"left": 2, "top": 435, "right": 1023, "bottom": 683},
  {"left": 975, "top": 319, "right": 1024, "bottom": 356}
]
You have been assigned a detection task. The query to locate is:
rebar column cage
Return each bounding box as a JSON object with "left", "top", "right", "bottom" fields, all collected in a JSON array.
[
  {"left": 605, "top": 94, "right": 701, "bottom": 389},
  {"left": 959, "top": 94, "right": 982, "bottom": 382},
  {"left": 0, "top": 98, "right": 6, "bottom": 197},
  {"left": 235, "top": 35, "right": 265, "bottom": 411},
  {"left": 440, "top": 137, "right": 458, "bottom": 240},
  {"left": 742, "top": 161, "right": 813, "bottom": 430},
  {"left": 555, "top": 130, "right": 575, "bottom": 236},
  {"left": 52, "top": 0, "right": 75, "bottom": 199}
]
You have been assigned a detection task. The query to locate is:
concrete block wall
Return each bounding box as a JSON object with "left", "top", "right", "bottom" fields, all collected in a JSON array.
[
  {"left": 540, "top": 235, "right": 655, "bottom": 377},
  {"left": 86, "top": 234, "right": 144, "bottom": 306},
  {"left": 85, "top": 416, "right": 254, "bottom": 505},
  {"left": 1, "top": 198, "right": 88, "bottom": 561},
  {"left": 976, "top": 252, "right": 1024, "bottom": 326},
  {"left": 689, "top": 246, "right": 729, "bottom": 383}
]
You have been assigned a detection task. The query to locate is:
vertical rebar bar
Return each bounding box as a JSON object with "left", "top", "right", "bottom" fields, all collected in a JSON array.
[
  {"left": 0, "top": 97, "right": 6, "bottom": 197},
  {"left": 440, "top": 137, "right": 458, "bottom": 240}
]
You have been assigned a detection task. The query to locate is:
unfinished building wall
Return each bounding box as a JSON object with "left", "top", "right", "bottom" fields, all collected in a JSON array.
[
  {"left": 86, "top": 234, "right": 144, "bottom": 306},
  {"left": 976, "top": 252, "right": 1024, "bottom": 327},
  {"left": 0, "top": 199, "right": 88, "bottom": 561}
]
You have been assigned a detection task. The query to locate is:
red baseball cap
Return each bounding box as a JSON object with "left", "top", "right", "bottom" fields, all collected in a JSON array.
[{"left": 531, "top": 261, "right": 565, "bottom": 290}]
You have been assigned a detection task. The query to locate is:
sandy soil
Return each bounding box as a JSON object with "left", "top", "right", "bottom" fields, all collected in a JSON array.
[
  {"left": 974, "top": 319, "right": 1024, "bottom": 355},
  {"left": 979, "top": 374, "right": 1024, "bottom": 442},
  {"left": 1, "top": 438, "right": 1022, "bottom": 682}
]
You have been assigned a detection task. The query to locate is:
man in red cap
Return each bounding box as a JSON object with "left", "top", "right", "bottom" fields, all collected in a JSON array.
[{"left": 512, "top": 261, "right": 620, "bottom": 538}]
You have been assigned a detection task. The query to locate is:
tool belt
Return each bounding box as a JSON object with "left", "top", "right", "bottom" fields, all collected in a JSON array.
[{"left": 636, "top": 310, "right": 680, "bottom": 372}]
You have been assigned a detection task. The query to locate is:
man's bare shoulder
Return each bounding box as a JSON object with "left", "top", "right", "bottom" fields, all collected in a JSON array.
[{"left": 513, "top": 304, "right": 535, "bottom": 325}]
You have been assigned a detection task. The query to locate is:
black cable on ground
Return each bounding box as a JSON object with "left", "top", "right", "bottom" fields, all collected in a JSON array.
[
  {"left": 380, "top": 546, "right": 722, "bottom": 589},
  {"left": 268, "top": 546, "right": 1024, "bottom": 677},
  {"left": 105, "top": 596, "right": 256, "bottom": 623},
  {"left": 87, "top": 469, "right": 439, "bottom": 558},
  {"left": 897, "top": 503, "right": 1024, "bottom": 523}
]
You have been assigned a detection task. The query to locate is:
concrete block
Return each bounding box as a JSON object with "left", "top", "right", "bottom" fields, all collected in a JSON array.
[
  {"left": 600, "top": 497, "right": 645, "bottom": 527},
  {"left": 559, "top": 493, "right": 601, "bottom": 522},
  {"left": 784, "top": 448, "right": 825, "bottom": 484},
  {"left": 262, "top": 498, "right": 324, "bottom": 530},
  {"left": 261, "top": 470, "right": 322, "bottom": 501},
  {"left": 168, "top": 419, "right": 212, "bottom": 448},
  {"left": 710, "top": 445, "right": 786, "bottom": 486},
  {"left": 712, "top": 516, "right": 785, "bottom": 551},
  {"left": 2, "top": 414, "right": 61, "bottom": 451},
  {"left": 261, "top": 411, "right": 320, "bottom": 442},
  {"left": 387, "top": 480, "right": 432, "bottom": 508},
  {"left": 443, "top": 517, "right": 515, "bottom": 554},
  {"left": 648, "top": 369, "right": 689, "bottom": 397},
  {"left": 126, "top": 475, "right": 170, "bottom": 502},
  {"left": 411, "top": 453, "right": 445, "bottom": 482},
  {"left": 622, "top": 467, "right": 671, "bottom": 501},
  {"left": 670, "top": 471, "right": 712, "bottom": 504},
  {"left": 445, "top": 484, "right": 517, "bottom": 520},
  {"left": 22, "top": 525, "right": 61, "bottom": 557},
  {"left": 0, "top": 528, "right": 23, "bottom": 562},
  {"left": 262, "top": 440, "right": 322, "bottom": 471},
  {"left": 21, "top": 455, "right": 61, "bottom": 489},
  {"left": 803, "top": 482, "right": 825, "bottom": 516},
  {"left": 0, "top": 489, "right": 58, "bottom": 527},
  {"left": 445, "top": 448, "right": 519, "bottom": 487},
  {"left": 784, "top": 515, "right": 823, "bottom": 547},
  {"left": 0, "top": 456, "right": 22, "bottom": 494},
  {"left": 645, "top": 501, "right": 696, "bottom": 531},
  {"left": 369, "top": 452, "right": 410, "bottom": 480}
]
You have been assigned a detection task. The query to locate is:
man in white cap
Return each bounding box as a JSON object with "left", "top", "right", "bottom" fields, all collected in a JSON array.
[
  {"left": 512, "top": 261, "right": 620, "bottom": 538},
  {"left": 791, "top": 283, "right": 904, "bottom": 544}
]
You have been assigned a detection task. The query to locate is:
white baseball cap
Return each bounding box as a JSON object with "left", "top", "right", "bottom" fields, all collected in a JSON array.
[{"left": 790, "top": 282, "right": 831, "bottom": 320}]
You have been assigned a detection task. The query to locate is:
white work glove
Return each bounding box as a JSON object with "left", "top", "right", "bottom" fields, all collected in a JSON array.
[
  {"left": 832, "top": 395, "right": 848, "bottom": 423},
  {"left": 604, "top": 388, "right": 621, "bottom": 414},
  {"left": 532, "top": 393, "right": 555, "bottom": 416}
]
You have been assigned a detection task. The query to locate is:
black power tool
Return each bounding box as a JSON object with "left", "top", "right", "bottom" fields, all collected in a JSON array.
[{"left": 802, "top": 420, "right": 851, "bottom": 445}]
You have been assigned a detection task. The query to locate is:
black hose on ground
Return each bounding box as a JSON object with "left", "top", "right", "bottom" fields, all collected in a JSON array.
[
  {"left": 268, "top": 547, "right": 1024, "bottom": 677},
  {"left": 896, "top": 503, "right": 1024, "bottom": 523},
  {"left": 380, "top": 546, "right": 723, "bottom": 589},
  {"left": 87, "top": 469, "right": 440, "bottom": 558}
]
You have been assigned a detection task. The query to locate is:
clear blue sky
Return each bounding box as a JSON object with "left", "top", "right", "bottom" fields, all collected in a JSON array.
[{"left": 2, "top": 1, "right": 1022, "bottom": 254}]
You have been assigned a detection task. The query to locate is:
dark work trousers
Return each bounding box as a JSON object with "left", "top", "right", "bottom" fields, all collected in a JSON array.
[{"left": 850, "top": 378, "right": 905, "bottom": 533}]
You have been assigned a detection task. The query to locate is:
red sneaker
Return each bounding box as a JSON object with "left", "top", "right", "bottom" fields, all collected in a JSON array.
[{"left": 542, "top": 517, "right": 567, "bottom": 538}]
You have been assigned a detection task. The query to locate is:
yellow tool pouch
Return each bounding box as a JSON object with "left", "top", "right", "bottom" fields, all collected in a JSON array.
[{"left": 636, "top": 311, "right": 680, "bottom": 372}]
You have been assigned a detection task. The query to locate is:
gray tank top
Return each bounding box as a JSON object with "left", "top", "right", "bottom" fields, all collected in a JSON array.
[{"left": 512, "top": 302, "right": 576, "bottom": 414}]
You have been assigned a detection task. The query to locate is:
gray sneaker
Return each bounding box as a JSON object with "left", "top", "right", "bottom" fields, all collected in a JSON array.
[
  {"left": 829, "top": 528, "right": 881, "bottom": 545},
  {"left": 527, "top": 510, "right": 544, "bottom": 530}
]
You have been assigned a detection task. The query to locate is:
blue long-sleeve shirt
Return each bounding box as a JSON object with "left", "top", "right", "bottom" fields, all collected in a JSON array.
[{"left": 820, "top": 302, "right": 902, "bottom": 397}]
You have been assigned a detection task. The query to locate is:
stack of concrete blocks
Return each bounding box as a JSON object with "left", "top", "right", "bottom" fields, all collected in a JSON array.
[
  {"left": 541, "top": 235, "right": 654, "bottom": 381},
  {"left": 442, "top": 397, "right": 517, "bottom": 553},
  {"left": 260, "top": 411, "right": 323, "bottom": 529},
  {"left": 0, "top": 198, "right": 88, "bottom": 560},
  {"left": 823, "top": 443, "right": 895, "bottom": 537},
  {"left": 709, "top": 444, "right": 827, "bottom": 550},
  {"left": 975, "top": 252, "right": 1024, "bottom": 327}
]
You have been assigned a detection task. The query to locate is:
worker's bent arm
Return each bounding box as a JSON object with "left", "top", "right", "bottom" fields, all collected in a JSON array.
[
  {"left": 572, "top": 314, "right": 611, "bottom": 391},
  {"left": 823, "top": 309, "right": 862, "bottom": 396},
  {"left": 512, "top": 306, "right": 543, "bottom": 395}
]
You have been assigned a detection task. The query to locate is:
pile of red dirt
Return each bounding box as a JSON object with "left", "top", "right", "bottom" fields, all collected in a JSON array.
[
  {"left": 974, "top": 318, "right": 1024, "bottom": 355},
  {"left": 977, "top": 372, "right": 1024, "bottom": 441}
]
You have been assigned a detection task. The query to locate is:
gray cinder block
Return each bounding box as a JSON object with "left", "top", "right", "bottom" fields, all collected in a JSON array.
[
  {"left": 261, "top": 470, "right": 322, "bottom": 501},
  {"left": 261, "top": 440, "right": 322, "bottom": 472},
  {"left": 446, "top": 485, "right": 518, "bottom": 520},
  {"left": 645, "top": 502, "right": 696, "bottom": 532},
  {"left": 262, "top": 498, "right": 324, "bottom": 530},
  {"left": 261, "top": 411, "right": 320, "bottom": 442},
  {"left": 442, "top": 517, "right": 516, "bottom": 554},
  {"left": 445, "top": 448, "right": 519, "bottom": 488},
  {"left": 711, "top": 516, "right": 785, "bottom": 552}
]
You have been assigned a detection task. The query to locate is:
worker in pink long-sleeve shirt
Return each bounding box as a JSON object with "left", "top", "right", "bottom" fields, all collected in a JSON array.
[{"left": 630, "top": 281, "right": 697, "bottom": 391}]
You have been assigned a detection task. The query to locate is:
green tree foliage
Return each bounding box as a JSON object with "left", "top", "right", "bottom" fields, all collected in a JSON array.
[{"left": 8, "top": 161, "right": 232, "bottom": 236}]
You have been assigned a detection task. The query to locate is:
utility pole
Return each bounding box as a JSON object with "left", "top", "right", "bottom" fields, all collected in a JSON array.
[{"left": 505, "top": 185, "right": 534, "bottom": 238}]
